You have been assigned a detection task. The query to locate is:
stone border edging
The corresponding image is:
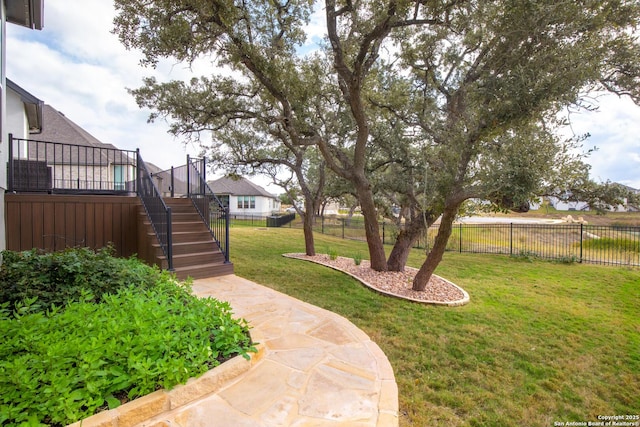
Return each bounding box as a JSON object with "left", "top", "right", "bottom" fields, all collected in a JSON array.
[
  {"left": 66, "top": 344, "right": 266, "bottom": 427},
  {"left": 283, "top": 253, "right": 470, "bottom": 307}
]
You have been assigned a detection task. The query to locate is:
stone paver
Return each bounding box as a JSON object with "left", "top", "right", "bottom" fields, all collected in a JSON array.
[{"left": 140, "top": 274, "right": 399, "bottom": 427}]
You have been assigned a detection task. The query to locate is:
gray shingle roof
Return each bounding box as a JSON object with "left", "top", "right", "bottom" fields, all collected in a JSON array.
[
  {"left": 24, "top": 105, "right": 135, "bottom": 165},
  {"left": 38, "top": 105, "right": 118, "bottom": 149},
  {"left": 208, "top": 176, "right": 276, "bottom": 198}
]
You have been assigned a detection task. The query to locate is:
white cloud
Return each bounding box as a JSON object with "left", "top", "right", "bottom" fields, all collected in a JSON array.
[{"left": 567, "top": 94, "right": 640, "bottom": 189}]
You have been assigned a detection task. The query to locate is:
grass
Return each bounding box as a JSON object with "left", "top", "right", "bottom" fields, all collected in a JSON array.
[{"left": 230, "top": 226, "right": 640, "bottom": 426}]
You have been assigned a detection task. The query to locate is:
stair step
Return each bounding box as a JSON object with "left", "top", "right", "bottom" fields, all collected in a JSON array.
[
  {"left": 139, "top": 197, "right": 233, "bottom": 278},
  {"left": 165, "top": 241, "right": 220, "bottom": 256},
  {"left": 170, "top": 221, "right": 210, "bottom": 232},
  {"left": 167, "top": 251, "right": 226, "bottom": 268},
  {"left": 173, "top": 262, "right": 234, "bottom": 280},
  {"left": 171, "top": 213, "right": 203, "bottom": 221},
  {"left": 170, "top": 231, "right": 214, "bottom": 243}
]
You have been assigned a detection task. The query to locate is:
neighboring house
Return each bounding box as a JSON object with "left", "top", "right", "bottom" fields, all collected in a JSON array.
[
  {"left": 538, "top": 186, "right": 640, "bottom": 212},
  {"left": 546, "top": 197, "right": 590, "bottom": 212},
  {"left": 8, "top": 102, "right": 137, "bottom": 193},
  {"left": 615, "top": 185, "right": 640, "bottom": 212},
  {"left": 208, "top": 176, "right": 281, "bottom": 217},
  {"left": 1, "top": 0, "right": 45, "bottom": 250}
]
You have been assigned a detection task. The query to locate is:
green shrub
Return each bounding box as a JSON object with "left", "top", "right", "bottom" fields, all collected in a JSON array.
[
  {"left": 353, "top": 252, "right": 363, "bottom": 266},
  {"left": 555, "top": 255, "right": 580, "bottom": 264},
  {"left": 510, "top": 250, "right": 538, "bottom": 262},
  {"left": 0, "top": 247, "right": 165, "bottom": 316},
  {"left": 328, "top": 248, "right": 338, "bottom": 260},
  {"left": 0, "top": 248, "right": 256, "bottom": 426}
]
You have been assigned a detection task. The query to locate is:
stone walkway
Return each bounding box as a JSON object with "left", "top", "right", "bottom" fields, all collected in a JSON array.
[{"left": 141, "top": 274, "right": 399, "bottom": 426}]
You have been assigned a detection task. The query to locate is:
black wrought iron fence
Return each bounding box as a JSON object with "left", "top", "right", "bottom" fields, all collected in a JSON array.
[
  {"left": 8, "top": 134, "right": 137, "bottom": 194},
  {"left": 294, "top": 216, "right": 640, "bottom": 267}
]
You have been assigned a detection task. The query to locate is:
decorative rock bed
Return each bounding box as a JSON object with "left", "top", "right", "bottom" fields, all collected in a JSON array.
[{"left": 283, "top": 253, "right": 470, "bottom": 307}]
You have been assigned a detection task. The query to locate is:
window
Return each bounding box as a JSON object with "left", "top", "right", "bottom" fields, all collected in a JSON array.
[
  {"left": 237, "top": 196, "right": 256, "bottom": 209},
  {"left": 114, "top": 165, "right": 125, "bottom": 191}
]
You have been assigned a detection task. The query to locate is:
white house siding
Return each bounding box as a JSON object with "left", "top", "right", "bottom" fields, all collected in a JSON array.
[
  {"left": 6, "top": 89, "right": 29, "bottom": 140},
  {"left": 551, "top": 199, "right": 590, "bottom": 211},
  {"left": 228, "top": 194, "right": 280, "bottom": 217},
  {"left": 51, "top": 163, "right": 135, "bottom": 191}
]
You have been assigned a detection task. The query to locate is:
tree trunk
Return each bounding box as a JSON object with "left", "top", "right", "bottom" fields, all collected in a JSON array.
[
  {"left": 302, "top": 211, "right": 316, "bottom": 256},
  {"left": 387, "top": 219, "right": 426, "bottom": 271},
  {"left": 355, "top": 182, "right": 388, "bottom": 271},
  {"left": 412, "top": 205, "right": 458, "bottom": 291},
  {"left": 346, "top": 203, "right": 357, "bottom": 226},
  {"left": 300, "top": 191, "right": 319, "bottom": 256}
]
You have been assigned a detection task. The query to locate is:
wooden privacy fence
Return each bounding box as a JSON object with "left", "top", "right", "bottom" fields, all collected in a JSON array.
[{"left": 5, "top": 194, "right": 140, "bottom": 257}]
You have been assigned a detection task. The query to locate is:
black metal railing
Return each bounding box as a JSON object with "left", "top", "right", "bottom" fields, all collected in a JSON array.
[
  {"left": 151, "top": 164, "right": 188, "bottom": 197},
  {"left": 137, "top": 151, "right": 173, "bottom": 270},
  {"left": 186, "top": 156, "right": 230, "bottom": 263},
  {"left": 8, "top": 134, "right": 137, "bottom": 194}
]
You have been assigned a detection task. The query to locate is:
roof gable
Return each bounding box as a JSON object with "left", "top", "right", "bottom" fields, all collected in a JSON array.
[
  {"left": 208, "top": 176, "right": 276, "bottom": 198},
  {"left": 7, "top": 78, "right": 43, "bottom": 133}
]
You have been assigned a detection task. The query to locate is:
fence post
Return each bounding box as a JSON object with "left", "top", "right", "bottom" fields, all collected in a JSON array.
[
  {"left": 342, "top": 218, "right": 345, "bottom": 239},
  {"left": 382, "top": 222, "right": 385, "bottom": 244},
  {"left": 510, "top": 223, "right": 513, "bottom": 256},
  {"left": 170, "top": 166, "right": 175, "bottom": 198},
  {"left": 136, "top": 149, "right": 141, "bottom": 196},
  {"left": 459, "top": 223, "right": 463, "bottom": 253},
  {"left": 186, "top": 155, "right": 191, "bottom": 197},
  {"left": 224, "top": 207, "right": 230, "bottom": 263},
  {"left": 8, "top": 134, "right": 14, "bottom": 192},
  {"left": 322, "top": 216, "right": 325, "bottom": 234},
  {"left": 579, "top": 223, "right": 583, "bottom": 263}
]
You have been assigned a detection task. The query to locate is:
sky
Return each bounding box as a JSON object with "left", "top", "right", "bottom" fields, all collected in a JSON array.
[{"left": 6, "top": 1, "right": 640, "bottom": 192}]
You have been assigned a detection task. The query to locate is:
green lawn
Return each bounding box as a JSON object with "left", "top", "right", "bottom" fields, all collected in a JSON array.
[{"left": 230, "top": 226, "right": 640, "bottom": 426}]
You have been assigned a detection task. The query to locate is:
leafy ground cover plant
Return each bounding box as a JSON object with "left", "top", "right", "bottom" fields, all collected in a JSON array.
[
  {"left": 0, "top": 246, "right": 164, "bottom": 314},
  {"left": 0, "top": 248, "right": 256, "bottom": 426}
]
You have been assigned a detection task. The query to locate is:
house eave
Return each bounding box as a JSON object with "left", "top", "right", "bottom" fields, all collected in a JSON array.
[
  {"left": 5, "top": 0, "right": 44, "bottom": 30},
  {"left": 7, "top": 78, "right": 44, "bottom": 133}
]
